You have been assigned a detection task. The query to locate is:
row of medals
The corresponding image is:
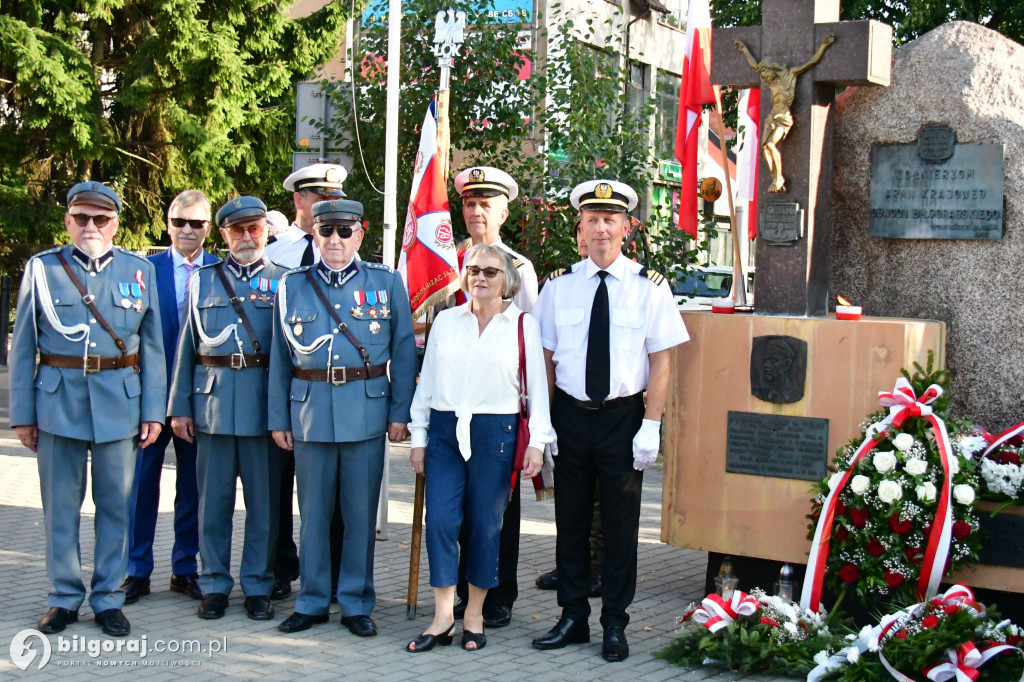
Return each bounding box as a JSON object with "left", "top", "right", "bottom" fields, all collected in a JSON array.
[
  {"left": 291, "top": 298, "right": 388, "bottom": 337},
  {"left": 118, "top": 283, "right": 144, "bottom": 312}
]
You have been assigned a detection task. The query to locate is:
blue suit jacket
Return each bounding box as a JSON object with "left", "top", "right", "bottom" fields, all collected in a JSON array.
[{"left": 148, "top": 249, "right": 221, "bottom": 388}]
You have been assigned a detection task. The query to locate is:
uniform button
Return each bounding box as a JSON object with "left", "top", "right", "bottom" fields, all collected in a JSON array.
[
  {"left": 90, "top": 342, "right": 97, "bottom": 348},
  {"left": 333, "top": 355, "right": 339, "bottom": 360},
  {"left": 90, "top": 318, "right": 96, "bottom": 324},
  {"left": 238, "top": 318, "right": 243, "bottom": 323},
  {"left": 54, "top": 299, "right": 60, "bottom": 304},
  {"left": 334, "top": 304, "right": 341, "bottom": 309},
  {"left": 333, "top": 328, "right": 339, "bottom": 334},
  {"left": 89, "top": 272, "right": 96, "bottom": 277}
]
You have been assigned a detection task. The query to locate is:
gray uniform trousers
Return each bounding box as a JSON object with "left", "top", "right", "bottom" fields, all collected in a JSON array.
[
  {"left": 37, "top": 432, "right": 137, "bottom": 613},
  {"left": 196, "top": 433, "right": 281, "bottom": 597},
  {"left": 293, "top": 436, "right": 386, "bottom": 617}
]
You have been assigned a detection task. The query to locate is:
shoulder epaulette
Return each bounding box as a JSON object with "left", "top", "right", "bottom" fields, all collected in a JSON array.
[
  {"left": 512, "top": 257, "right": 525, "bottom": 268},
  {"left": 33, "top": 246, "right": 63, "bottom": 258},
  {"left": 637, "top": 266, "right": 665, "bottom": 286},
  {"left": 545, "top": 267, "right": 569, "bottom": 281},
  {"left": 363, "top": 262, "right": 394, "bottom": 273},
  {"left": 114, "top": 246, "right": 150, "bottom": 262},
  {"left": 280, "top": 265, "right": 312, "bottom": 281}
]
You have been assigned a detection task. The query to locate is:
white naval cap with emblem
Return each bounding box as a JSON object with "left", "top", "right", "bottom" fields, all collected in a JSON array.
[
  {"left": 453, "top": 166, "right": 519, "bottom": 202},
  {"left": 283, "top": 163, "right": 348, "bottom": 196},
  {"left": 570, "top": 179, "right": 638, "bottom": 213}
]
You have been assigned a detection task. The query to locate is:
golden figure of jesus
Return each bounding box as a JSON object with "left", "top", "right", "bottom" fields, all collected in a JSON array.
[{"left": 735, "top": 34, "right": 836, "bottom": 193}]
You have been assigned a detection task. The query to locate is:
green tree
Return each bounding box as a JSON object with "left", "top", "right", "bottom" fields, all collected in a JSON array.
[
  {"left": 0, "top": 0, "right": 349, "bottom": 249},
  {"left": 710, "top": 0, "right": 1024, "bottom": 46}
]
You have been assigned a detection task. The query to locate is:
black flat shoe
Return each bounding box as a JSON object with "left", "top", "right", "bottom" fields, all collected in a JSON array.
[
  {"left": 121, "top": 576, "right": 151, "bottom": 604},
  {"left": 94, "top": 609, "right": 131, "bottom": 636},
  {"left": 270, "top": 579, "right": 292, "bottom": 601},
  {"left": 532, "top": 616, "right": 590, "bottom": 650},
  {"left": 170, "top": 573, "right": 203, "bottom": 600},
  {"left": 38, "top": 607, "right": 78, "bottom": 634},
  {"left": 483, "top": 604, "right": 512, "bottom": 628},
  {"left": 197, "top": 593, "right": 228, "bottom": 620},
  {"left": 462, "top": 628, "right": 486, "bottom": 651},
  {"left": 405, "top": 623, "right": 455, "bottom": 652},
  {"left": 245, "top": 596, "right": 274, "bottom": 621},
  {"left": 277, "top": 611, "right": 329, "bottom": 633},
  {"left": 340, "top": 614, "right": 377, "bottom": 637},
  {"left": 602, "top": 625, "right": 629, "bottom": 662},
  {"left": 535, "top": 568, "right": 558, "bottom": 590}
]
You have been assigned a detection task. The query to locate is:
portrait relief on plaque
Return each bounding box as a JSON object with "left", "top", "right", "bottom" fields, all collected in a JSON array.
[{"left": 750, "top": 335, "right": 808, "bottom": 404}]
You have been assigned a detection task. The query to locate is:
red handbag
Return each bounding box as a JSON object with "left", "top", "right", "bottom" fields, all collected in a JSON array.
[{"left": 514, "top": 313, "right": 530, "bottom": 476}]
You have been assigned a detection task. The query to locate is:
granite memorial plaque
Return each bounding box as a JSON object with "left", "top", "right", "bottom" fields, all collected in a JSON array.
[
  {"left": 977, "top": 512, "right": 1024, "bottom": 569},
  {"left": 869, "top": 128, "right": 1004, "bottom": 240},
  {"left": 725, "top": 411, "right": 830, "bottom": 481},
  {"left": 759, "top": 202, "right": 805, "bottom": 246}
]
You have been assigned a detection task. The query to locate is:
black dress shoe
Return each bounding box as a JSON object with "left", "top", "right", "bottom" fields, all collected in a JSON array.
[
  {"left": 483, "top": 604, "right": 512, "bottom": 628},
  {"left": 94, "top": 609, "right": 131, "bottom": 636},
  {"left": 121, "top": 576, "right": 151, "bottom": 604},
  {"left": 588, "top": 570, "right": 603, "bottom": 598},
  {"left": 405, "top": 623, "right": 455, "bottom": 652},
  {"left": 197, "top": 593, "right": 229, "bottom": 620},
  {"left": 244, "top": 596, "right": 274, "bottom": 621},
  {"left": 532, "top": 616, "right": 590, "bottom": 650},
  {"left": 170, "top": 573, "right": 203, "bottom": 600},
  {"left": 270, "top": 579, "right": 292, "bottom": 601},
  {"left": 452, "top": 598, "right": 466, "bottom": 620},
  {"left": 38, "top": 607, "right": 78, "bottom": 634},
  {"left": 277, "top": 611, "right": 329, "bottom": 633},
  {"left": 602, "top": 625, "right": 629, "bottom": 662},
  {"left": 535, "top": 568, "right": 558, "bottom": 590},
  {"left": 340, "top": 614, "right": 377, "bottom": 637}
]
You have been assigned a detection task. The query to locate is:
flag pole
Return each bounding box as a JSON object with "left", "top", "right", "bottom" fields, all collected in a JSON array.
[
  {"left": 407, "top": 8, "right": 466, "bottom": 620},
  {"left": 711, "top": 87, "right": 748, "bottom": 307}
]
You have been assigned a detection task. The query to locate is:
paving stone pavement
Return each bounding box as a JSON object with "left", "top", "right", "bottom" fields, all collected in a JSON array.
[{"left": 0, "top": 367, "right": 796, "bottom": 681}]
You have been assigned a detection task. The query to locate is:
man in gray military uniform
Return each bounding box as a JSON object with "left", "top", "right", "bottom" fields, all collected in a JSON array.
[
  {"left": 167, "top": 196, "right": 286, "bottom": 621},
  {"left": 269, "top": 199, "right": 416, "bottom": 635},
  {"left": 10, "top": 182, "right": 166, "bottom": 636}
]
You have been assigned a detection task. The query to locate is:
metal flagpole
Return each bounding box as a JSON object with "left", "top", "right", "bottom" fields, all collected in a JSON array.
[
  {"left": 407, "top": 8, "right": 466, "bottom": 620},
  {"left": 711, "top": 88, "right": 748, "bottom": 307}
]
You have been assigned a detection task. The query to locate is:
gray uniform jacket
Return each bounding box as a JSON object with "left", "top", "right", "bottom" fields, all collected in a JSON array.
[
  {"left": 10, "top": 245, "right": 166, "bottom": 442},
  {"left": 168, "top": 256, "right": 288, "bottom": 436},
  {"left": 267, "top": 260, "right": 417, "bottom": 442}
]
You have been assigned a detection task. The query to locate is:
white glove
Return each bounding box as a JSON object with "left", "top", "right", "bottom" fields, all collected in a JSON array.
[
  {"left": 544, "top": 433, "right": 558, "bottom": 471},
  {"left": 632, "top": 419, "right": 662, "bottom": 471}
]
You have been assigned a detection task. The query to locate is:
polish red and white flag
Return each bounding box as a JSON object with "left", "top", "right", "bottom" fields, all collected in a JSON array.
[{"left": 735, "top": 87, "right": 761, "bottom": 240}]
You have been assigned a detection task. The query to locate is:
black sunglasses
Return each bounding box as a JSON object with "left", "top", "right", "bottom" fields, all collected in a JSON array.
[
  {"left": 170, "top": 217, "right": 209, "bottom": 230},
  {"left": 316, "top": 224, "right": 359, "bottom": 239},
  {"left": 465, "top": 265, "right": 504, "bottom": 279},
  {"left": 70, "top": 213, "right": 115, "bottom": 228}
]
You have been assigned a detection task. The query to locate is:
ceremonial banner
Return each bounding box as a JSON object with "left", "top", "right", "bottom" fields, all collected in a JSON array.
[
  {"left": 674, "top": 0, "right": 715, "bottom": 238},
  {"left": 398, "top": 99, "right": 459, "bottom": 318},
  {"left": 736, "top": 87, "right": 760, "bottom": 241}
]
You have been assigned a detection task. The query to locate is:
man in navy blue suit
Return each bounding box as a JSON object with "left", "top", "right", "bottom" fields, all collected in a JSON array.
[{"left": 122, "top": 190, "right": 220, "bottom": 603}]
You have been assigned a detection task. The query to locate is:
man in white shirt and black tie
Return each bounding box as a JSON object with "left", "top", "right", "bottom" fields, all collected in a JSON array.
[
  {"left": 265, "top": 162, "right": 349, "bottom": 601},
  {"left": 531, "top": 180, "right": 689, "bottom": 663}
]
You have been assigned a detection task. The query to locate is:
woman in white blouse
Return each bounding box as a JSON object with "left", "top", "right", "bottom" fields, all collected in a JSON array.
[{"left": 406, "top": 243, "right": 551, "bottom": 653}]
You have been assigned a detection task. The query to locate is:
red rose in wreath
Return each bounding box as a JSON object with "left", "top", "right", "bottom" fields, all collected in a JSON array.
[
  {"left": 760, "top": 617, "right": 780, "bottom": 627},
  {"left": 997, "top": 450, "right": 1021, "bottom": 466},
  {"left": 921, "top": 614, "right": 940, "bottom": 629},
  {"left": 884, "top": 571, "right": 904, "bottom": 588},
  {"left": 889, "top": 514, "right": 914, "bottom": 535},
  {"left": 839, "top": 564, "right": 859, "bottom": 582},
  {"left": 905, "top": 547, "right": 924, "bottom": 564},
  {"left": 867, "top": 539, "right": 885, "bottom": 557},
  {"left": 849, "top": 507, "right": 869, "bottom": 528},
  {"left": 835, "top": 525, "right": 849, "bottom": 541},
  {"left": 952, "top": 521, "right": 972, "bottom": 540}
]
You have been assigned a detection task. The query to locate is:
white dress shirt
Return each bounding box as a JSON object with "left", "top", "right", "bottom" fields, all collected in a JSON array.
[
  {"left": 265, "top": 222, "right": 319, "bottom": 268},
  {"left": 495, "top": 240, "right": 538, "bottom": 313},
  {"left": 533, "top": 254, "right": 690, "bottom": 402},
  {"left": 170, "top": 247, "right": 209, "bottom": 320},
  {"left": 410, "top": 302, "right": 553, "bottom": 460}
]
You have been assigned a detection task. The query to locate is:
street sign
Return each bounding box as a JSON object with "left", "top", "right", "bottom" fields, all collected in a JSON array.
[
  {"left": 296, "top": 81, "right": 349, "bottom": 150},
  {"left": 292, "top": 151, "right": 354, "bottom": 174}
]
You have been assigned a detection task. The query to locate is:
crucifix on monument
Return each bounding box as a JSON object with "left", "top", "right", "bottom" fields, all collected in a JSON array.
[{"left": 711, "top": 0, "right": 892, "bottom": 316}]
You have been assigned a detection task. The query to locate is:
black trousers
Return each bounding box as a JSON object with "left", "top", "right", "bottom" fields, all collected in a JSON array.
[
  {"left": 551, "top": 389, "right": 644, "bottom": 629},
  {"left": 273, "top": 446, "right": 344, "bottom": 589},
  {"left": 456, "top": 473, "right": 520, "bottom": 608}
]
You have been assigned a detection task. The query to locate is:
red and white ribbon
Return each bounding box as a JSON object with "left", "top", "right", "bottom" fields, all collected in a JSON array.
[
  {"left": 134, "top": 269, "right": 146, "bottom": 290},
  {"left": 981, "top": 423, "right": 1024, "bottom": 458},
  {"left": 923, "top": 641, "right": 1023, "bottom": 682},
  {"left": 690, "top": 591, "right": 759, "bottom": 633},
  {"left": 801, "top": 377, "right": 955, "bottom": 612}
]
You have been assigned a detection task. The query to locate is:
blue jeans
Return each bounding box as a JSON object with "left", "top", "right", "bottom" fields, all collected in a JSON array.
[{"left": 424, "top": 411, "right": 517, "bottom": 589}]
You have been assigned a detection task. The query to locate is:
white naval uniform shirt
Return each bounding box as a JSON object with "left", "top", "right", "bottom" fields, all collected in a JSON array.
[
  {"left": 533, "top": 254, "right": 689, "bottom": 403},
  {"left": 409, "top": 302, "right": 553, "bottom": 460},
  {"left": 495, "top": 240, "right": 538, "bottom": 313},
  {"left": 265, "top": 222, "right": 319, "bottom": 268}
]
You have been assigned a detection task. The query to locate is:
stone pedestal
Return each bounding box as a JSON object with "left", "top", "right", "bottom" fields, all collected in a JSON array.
[{"left": 662, "top": 311, "right": 945, "bottom": 564}]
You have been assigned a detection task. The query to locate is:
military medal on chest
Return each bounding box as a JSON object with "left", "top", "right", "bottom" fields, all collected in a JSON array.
[
  {"left": 250, "top": 277, "right": 277, "bottom": 303},
  {"left": 118, "top": 282, "right": 143, "bottom": 310},
  {"left": 377, "top": 289, "right": 390, "bottom": 318},
  {"left": 366, "top": 290, "right": 379, "bottom": 318},
  {"left": 293, "top": 320, "right": 304, "bottom": 336},
  {"left": 351, "top": 290, "right": 366, "bottom": 318},
  {"left": 369, "top": 321, "right": 381, "bottom": 335}
]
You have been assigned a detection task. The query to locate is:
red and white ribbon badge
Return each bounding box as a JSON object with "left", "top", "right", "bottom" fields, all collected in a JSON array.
[
  {"left": 801, "top": 377, "right": 954, "bottom": 612},
  {"left": 135, "top": 269, "right": 146, "bottom": 290},
  {"left": 981, "top": 422, "right": 1024, "bottom": 458},
  {"left": 690, "top": 591, "right": 759, "bottom": 633}
]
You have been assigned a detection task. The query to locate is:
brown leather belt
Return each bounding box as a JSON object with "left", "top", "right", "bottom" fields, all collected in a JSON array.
[
  {"left": 39, "top": 353, "right": 139, "bottom": 373},
  {"left": 196, "top": 353, "right": 270, "bottom": 369},
  {"left": 292, "top": 364, "right": 387, "bottom": 385}
]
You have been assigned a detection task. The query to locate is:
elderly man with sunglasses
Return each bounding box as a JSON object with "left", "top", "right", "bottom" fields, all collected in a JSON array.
[
  {"left": 10, "top": 182, "right": 166, "bottom": 637},
  {"left": 269, "top": 199, "right": 416, "bottom": 635},
  {"left": 166, "top": 196, "right": 286, "bottom": 621},
  {"left": 123, "top": 190, "right": 219, "bottom": 606}
]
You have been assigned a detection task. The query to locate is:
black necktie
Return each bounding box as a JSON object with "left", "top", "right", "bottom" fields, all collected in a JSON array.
[
  {"left": 300, "top": 233, "right": 314, "bottom": 266},
  {"left": 586, "top": 271, "right": 610, "bottom": 403}
]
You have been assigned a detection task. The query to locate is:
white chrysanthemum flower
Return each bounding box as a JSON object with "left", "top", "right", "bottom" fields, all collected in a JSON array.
[
  {"left": 878, "top": 480, "right": 903, "bottom": 504},
  {"left": 893, "top": 433, "right": 915, "bottom": 453},
  {"left": 957, "top": 435, "right": 988, "bottom": 459}
]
